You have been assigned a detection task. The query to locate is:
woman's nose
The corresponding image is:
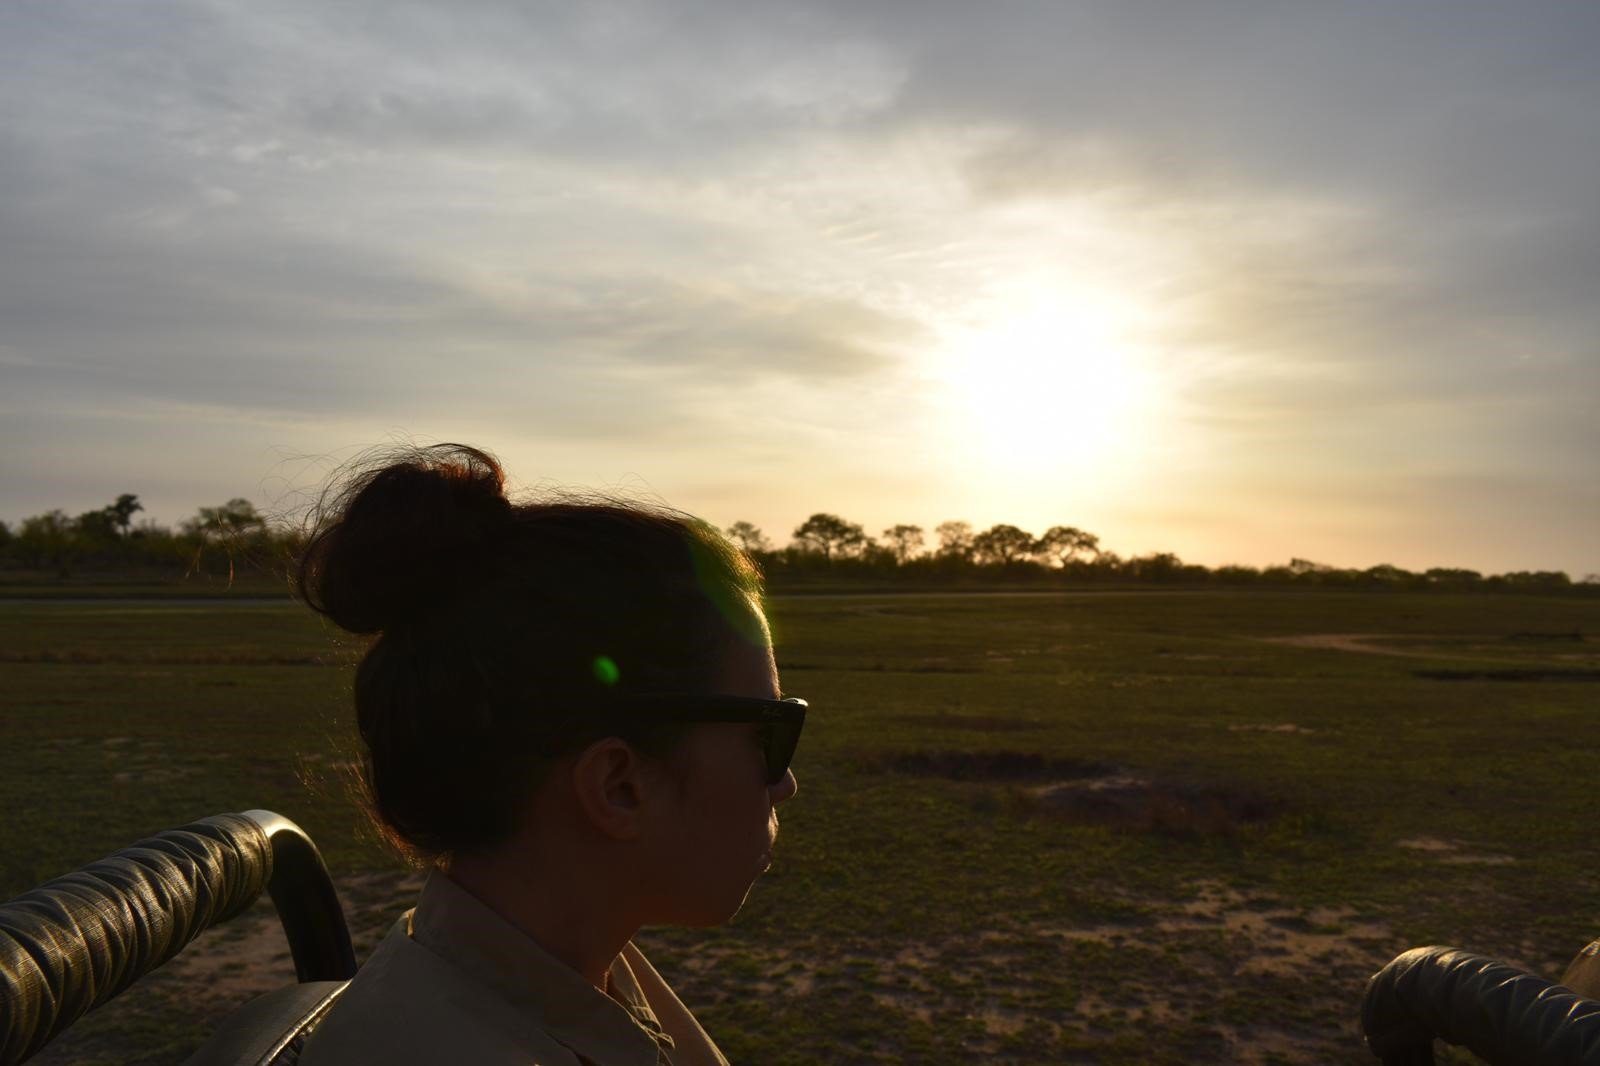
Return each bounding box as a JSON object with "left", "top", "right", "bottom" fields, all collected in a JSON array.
[{"left": 769, "top": 768, "right": 798, "bottom": 804}]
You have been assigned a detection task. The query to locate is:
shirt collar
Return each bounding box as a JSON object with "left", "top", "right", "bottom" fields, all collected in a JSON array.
[{"left": 408, "top": 871, "right": 674, "bottom": 1064}]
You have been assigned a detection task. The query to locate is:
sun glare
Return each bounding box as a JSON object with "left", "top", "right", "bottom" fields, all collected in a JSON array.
[{"left": 933, "top": 287, "right": 1161, "bottom": 485}]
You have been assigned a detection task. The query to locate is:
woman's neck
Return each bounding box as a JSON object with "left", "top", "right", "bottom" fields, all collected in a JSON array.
[{"left": 445, "top": 847, "right": 640, "bottom": 990}]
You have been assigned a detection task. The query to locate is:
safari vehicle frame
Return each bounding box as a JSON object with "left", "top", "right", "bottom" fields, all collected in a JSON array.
[{"left": 1, "top": 810, "right": 1597, "bottom": 1064}]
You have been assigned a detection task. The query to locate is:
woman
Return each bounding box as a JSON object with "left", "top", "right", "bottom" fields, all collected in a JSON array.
[{"left": 295, "top": 444, "right": 803, "bottom": 1066}]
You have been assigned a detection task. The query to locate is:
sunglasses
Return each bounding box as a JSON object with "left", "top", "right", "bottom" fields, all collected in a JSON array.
[{"left": 608, "top": 695, "right": 807, "bottom": 786}]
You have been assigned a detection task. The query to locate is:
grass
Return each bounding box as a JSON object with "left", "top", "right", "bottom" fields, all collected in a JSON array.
[{"left": 3, "top": 589, "right": 1598, "bottom": 1064}]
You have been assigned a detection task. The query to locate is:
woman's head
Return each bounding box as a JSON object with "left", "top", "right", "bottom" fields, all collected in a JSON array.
[{"left": 294, "top": 443, "right": 776, "bottom": 867}]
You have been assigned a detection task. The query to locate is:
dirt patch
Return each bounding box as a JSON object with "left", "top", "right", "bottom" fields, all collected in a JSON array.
[
  {"left": 101, "top": 746, "right": 233, "bottom": 785},
  {"left": 155, "top": 896, "right": 301, "bottom": 1006},
  {"left": 1398, "top": 837, "right": 1516, "bottom": 865},
  {"left": 1027, "top": 776, "right": 1281, "bottom": 835},
  {"left": 1228, "top": 723, "right": 1316, "bottom": 735},
  {"left": 647, "top": 880, "right": 1395, "bottom": 1065},
  {"left": 1160, "top": 881, "right": 1393, "bottom": 978},
  {"left": 150, "top": 868, "right": 424, "bottom": 1011},
  {"left": 1262, "top": 634, "right": 1599, "bottom": 676},
  {"left": 1261, "top": 633, "right": 1435, "bottom": 657},
  {"left": 666, "top": 942, "right": 820, "bottom": 1004},
  {"left": 1033, "top": 880, "right": 1394, "bottom": 1063},
  {"left": 1397, "top": 836, "right": 1456, "bottom": 852},
  {"left": 881, "top": 751, "right": 1283, "bottom": 835}
]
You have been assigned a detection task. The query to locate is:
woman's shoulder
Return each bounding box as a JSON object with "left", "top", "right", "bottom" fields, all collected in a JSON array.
[{"left": 298, "top": 918, "right": 583, "bottom": 1066}]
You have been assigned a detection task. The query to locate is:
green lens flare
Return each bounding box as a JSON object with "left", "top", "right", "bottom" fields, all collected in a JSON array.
[{"left": 592, "top": 655, "right": 620, "bottom": 686}]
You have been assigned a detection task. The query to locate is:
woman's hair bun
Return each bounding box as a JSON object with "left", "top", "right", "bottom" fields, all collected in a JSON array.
[{"left": 296, "top": 444, "right": 512, "bottom": 634}]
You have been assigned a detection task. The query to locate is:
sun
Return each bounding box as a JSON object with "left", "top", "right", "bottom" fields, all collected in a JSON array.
[{"left": 932, "top": 286, "right": 1160, "bottom": 482}]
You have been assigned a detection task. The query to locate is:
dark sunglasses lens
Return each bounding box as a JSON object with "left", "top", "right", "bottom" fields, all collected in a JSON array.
[{"left": 763, "top": 719, "right": 802, "bottom": 785}]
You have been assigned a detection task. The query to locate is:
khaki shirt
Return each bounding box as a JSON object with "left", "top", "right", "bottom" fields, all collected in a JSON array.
[{"left": 300, "top": 872, "right": 729, "bottom": 1066}]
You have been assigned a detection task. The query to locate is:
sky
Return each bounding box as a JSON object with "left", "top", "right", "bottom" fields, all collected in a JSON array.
[{"left": 2, "top": 1, "right": 1596, "bottom": 575}]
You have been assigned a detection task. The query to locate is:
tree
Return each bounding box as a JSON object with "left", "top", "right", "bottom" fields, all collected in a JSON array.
[
  {"left": 724, "top": 521, "right": 772, "bottom": 554},
  {"left": 1036, "top": 526, "right": 1100, "bottom": 567},
  {"left": 971, "top": 524, "right": 1037, "bottom": 566},
  {"left": 791, "top": 513, "right": 868, "bottom": 561},
  {"left": 934, "top": 521, "right": 974, "bottom": 562},
  {"left": 68, "top": 494, "right": 146, "bottom": 552},
  {"left": 1363, "top": 564, "right": 1412, "bottom": 585},
  {"left": 107, "top": 494, "right": 143, "bottom": 537},
  {"left": 75, "top": 507, "right": 120, "bottom": 548},
  {"left": 16, "top": 510, "right": 74, "bottom": 570},
  {"left": 1131, "top": 552, "right": 1184, "bottom": 582},
  {"left": 1500, "top": 570, "right": 1571, "bottom": 591},
  {"left": 185, "top": 498, "right": 266, "bottom": 541},
  {"left": 1214, "top": 564, "right": 1261, "bottom": 585},
  {"left": 880, "top": 524, "right": 924, "bottom": 566}
]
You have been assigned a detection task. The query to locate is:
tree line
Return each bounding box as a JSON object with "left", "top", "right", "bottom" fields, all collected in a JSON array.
[
  {"left": 728, "top": 513, "right": 1591, "bottom": 593},
  {"left": 0, "top": 495, "right": 290, "bottom": 581},
  {"left": 0, "top": 496, "right": 1590, "bottom": 594}
]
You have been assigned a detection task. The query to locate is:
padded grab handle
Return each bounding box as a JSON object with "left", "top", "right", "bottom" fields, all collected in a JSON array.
[
  {"left": 1362, "top": 945, "right": 1600, "bottom": 1065},
  {"left": 0, "top": 814, "right": 272, "bottom": 1065},
  {"left": 0, "top": 811, "right": 357, "bottom": 1066}
]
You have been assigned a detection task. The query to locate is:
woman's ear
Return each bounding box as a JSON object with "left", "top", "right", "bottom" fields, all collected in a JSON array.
[{"left": 569, "top": 737, "right": 647, "bottom": 840}]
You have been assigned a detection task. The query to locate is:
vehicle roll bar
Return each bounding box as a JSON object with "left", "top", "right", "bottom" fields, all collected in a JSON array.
[
  {"left": 0, "top": 810, "right": 355, "bottom": 1066},
  {"left": 1362, "top": 945, "right": 1600, "bottom": 1065}
]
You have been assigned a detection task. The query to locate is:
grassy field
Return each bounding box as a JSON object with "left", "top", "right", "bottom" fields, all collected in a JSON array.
[{"left": 3, "top": 589, "right": 1598, "bottom": 1064}]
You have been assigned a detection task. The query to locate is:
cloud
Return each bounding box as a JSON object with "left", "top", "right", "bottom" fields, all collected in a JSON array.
[
  {"left": 911, "top": 5, "right": 1600, "bottom": 392},
  {"left": 0, "top": 0, "right": 1594, "bottom": 571},
  {"left": 0, "top": 0, "right": 925, "bottom": 436}
]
